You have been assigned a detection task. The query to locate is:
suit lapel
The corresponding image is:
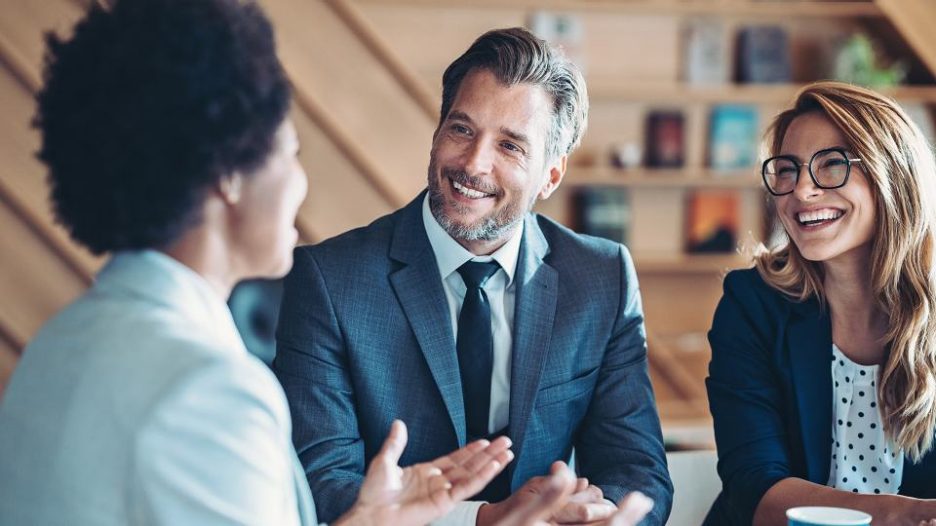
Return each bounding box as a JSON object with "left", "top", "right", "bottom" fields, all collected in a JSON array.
[
  {"left": 389, "top": 194, "right": 466, "bottom": 445},
  {"left": 787, "top": 300, "right": 833, "bottom": 483},
  {"left": 508, "top": 215, "right": 557, "bottom": 485}
]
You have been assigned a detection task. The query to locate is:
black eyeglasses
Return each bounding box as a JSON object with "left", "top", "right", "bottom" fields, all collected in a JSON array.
[{"left": 761, "top": 147, "right": 862, "bottom": 196}]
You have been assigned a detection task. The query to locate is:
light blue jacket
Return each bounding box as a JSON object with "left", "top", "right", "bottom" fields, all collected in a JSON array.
[{"left": 0, "top": 251, "right": 317, "bottom": 525}]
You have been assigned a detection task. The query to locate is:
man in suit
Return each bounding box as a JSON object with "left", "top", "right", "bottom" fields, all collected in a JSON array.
[{"left": 275, "top": 27, "right": 672, "bottom": 525}]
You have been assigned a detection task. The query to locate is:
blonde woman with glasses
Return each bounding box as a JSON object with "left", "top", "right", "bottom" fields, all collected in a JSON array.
[{"left": 705, "top": 82, "right": 936, "bottom": 526}]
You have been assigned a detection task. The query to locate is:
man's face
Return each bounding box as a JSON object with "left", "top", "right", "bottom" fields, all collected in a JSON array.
[{"left": 427, "top": 68, "right": 565, "bottom": 254}]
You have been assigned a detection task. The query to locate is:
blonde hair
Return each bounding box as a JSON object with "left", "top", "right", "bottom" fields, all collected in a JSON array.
[{"left": 756, "top": 81, "right": 936, "bottom": 461}]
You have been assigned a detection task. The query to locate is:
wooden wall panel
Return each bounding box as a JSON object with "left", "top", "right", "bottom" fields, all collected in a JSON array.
[
  {"left": 0, "top": 0, "right": 83, "bottom": 73},
  {"left": 0, "top": 336, "right": 19, "bottom": 400},
  {"left": 263, "top": 0, "right": 433, "bottom": 205},
  {"left": 0, "top": 201, "right": 86, "bottom": 348},
  {"left": 0, "top": 63, "right": 102, "bottom": 280},
  {"left": 356, "top": 4, "right": 527, "bottom": 89},
  {"left": 292, "top": 108, "right": 395, "bottom": 242}
]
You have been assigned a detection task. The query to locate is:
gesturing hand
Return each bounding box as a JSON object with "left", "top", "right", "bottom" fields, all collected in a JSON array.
[
  {"left": 336, "top": 420, "right": 513, "bottom": 526},
  {"left": 478, "top": 462, "right": 654, "bottom": 526}
]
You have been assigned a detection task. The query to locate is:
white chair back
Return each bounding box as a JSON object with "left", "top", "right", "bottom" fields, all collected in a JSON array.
[{"left": 665, "top": 449, "right": 720, "bottom": 526}]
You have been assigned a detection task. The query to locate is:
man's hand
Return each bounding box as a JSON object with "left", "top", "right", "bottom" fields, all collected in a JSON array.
[
  {"left": 477, "top": 462, "right": 654, "bottom": 526},
  {"left": 550, "top": 476, "right": 617, "bottom": 524},
  {"left": 335, "top": 420, "right": 513, "bottom": 526}
]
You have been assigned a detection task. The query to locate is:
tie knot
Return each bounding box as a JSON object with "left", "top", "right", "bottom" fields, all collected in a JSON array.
[{"left": 457, "top": 260, "right": 500, "bottom": 289}]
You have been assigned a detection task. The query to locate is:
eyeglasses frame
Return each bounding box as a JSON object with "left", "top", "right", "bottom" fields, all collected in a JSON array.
[{"left": 761, "top": 147, "right": 862, "bottom": 196}]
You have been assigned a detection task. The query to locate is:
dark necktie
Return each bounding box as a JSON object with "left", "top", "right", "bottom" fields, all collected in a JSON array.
[{"left": 456, "top": 260, "right": 500, "bottom": 441}]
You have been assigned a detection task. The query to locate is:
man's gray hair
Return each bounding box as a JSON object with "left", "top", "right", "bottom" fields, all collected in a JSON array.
[{"left": 439, "top": 27, "right": 589, "bottom": 161}]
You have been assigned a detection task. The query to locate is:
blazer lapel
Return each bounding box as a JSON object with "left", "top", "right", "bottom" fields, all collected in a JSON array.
[
  {"left": 389, "top": 194, "right": 466, "bottom": 445},
  {"left": 508, "top": 215, "right": 558, "bottom": 485},
  {"left": 787, "top": 300, "right": 833, "bottom": 483}
]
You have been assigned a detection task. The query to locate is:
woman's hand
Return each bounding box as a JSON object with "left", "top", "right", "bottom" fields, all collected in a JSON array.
[{"left": 336, "top": 420, "right": 513, "bottom": 526}]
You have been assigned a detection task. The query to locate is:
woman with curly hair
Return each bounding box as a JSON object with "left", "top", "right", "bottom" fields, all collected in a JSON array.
[
  {"left": 706, "top": 82, "right": 936, "bottom": 525},
  {"left": 0, "top": 1, "right": 532, "bottom": 524}
]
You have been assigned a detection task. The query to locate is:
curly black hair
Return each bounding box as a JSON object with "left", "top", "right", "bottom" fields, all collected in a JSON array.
[{"left": 35, "top": 0, "right": 291, "bottom": 254}]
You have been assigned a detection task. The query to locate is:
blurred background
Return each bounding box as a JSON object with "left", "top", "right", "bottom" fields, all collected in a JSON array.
[{"left": 1, "top": 0, "right": 934, "bottom": 451}]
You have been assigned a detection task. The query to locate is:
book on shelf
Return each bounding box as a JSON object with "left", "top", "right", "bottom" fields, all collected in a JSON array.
[
  {"left": 736, "top": 25, "right": 791, "bottom": 84},
  {"left": 708, "top": 104, "right": 758, "bottom": 172},
  {"left": 685, "top": 190, "right": 739, "bottom": 254},
  {"left": 682, "top": 18, "right": 728, "bottom": 85},
  {"left": 645, "top": 110, "right": 685, "bottom": 168},
  {"left": 574, "top": 186, "right": 630, "bottom": 245}
]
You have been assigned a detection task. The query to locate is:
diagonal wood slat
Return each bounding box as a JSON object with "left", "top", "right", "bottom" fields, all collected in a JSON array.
[
  {"left": 875, "top": 0, "right": 936, "bottom": 78},
  {"left": 324, "top": 0, "right": 439, "bottom": 121}
]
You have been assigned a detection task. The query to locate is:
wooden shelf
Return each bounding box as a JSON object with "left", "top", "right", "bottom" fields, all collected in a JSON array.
[
  {"left": 633, "top": 253, "right": 753, "bottom": 273},
  {"left": 354, "top": 0, "right": 882, "bottom": 18},
  {"left": 566, "top": 167, "right": 764, "bottom": 188},
  {"left": 588, "top": 82, "right": 936, "bottom": 103}
]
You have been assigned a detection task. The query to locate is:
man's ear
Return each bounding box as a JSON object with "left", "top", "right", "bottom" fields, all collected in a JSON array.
[
  {"left": 538, "top": 154, "right": 567, "bottom": 200},
  {"left": 217, "top": 173, "right": 243, "bottom": 205}
]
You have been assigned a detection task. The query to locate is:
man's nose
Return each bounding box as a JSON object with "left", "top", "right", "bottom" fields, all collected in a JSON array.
[{"left": 463, "top": 139, "right": 494, "bottom": 176}]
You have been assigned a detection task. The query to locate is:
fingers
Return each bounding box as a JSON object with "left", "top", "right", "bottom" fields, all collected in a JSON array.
[
  {"left": 606, "top": 492, "right": 654, "bottom": 526},
  {"left": 374, "top": 419, "right": 408, "bottom": 467},
  {"left": 553, "top": 501, "right": 617, "bottom": 524},
  {"left": 455, "top": 436, "right": 513, "bottom": 475},
  {"left": 447, "top": 448, "right": 514, "bottom": 502},
  {"left": 501, "top": 464, "right": 577, "bottom": 526},
  {"left": 568, "top": 484, "right": 604, "bottom": 503}
]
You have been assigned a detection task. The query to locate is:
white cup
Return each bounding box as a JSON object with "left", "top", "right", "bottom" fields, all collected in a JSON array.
[{"left": 787, "top": 506, "right": 872, "bottom": 526}]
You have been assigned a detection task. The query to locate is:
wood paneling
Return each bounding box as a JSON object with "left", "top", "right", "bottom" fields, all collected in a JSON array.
[
  {"left": 262, "top": 0, "right": 434, "bottom": 204},
  {"left": 0, "top": 335, "right": 19, "bottom": 401},
  {"left": 0, "top": 61, "right": 102, "bottom": 281},
  {"left": 876, "top": 0, "right": 936, "bottom": 79},
  {"left": 292, "top": 108, "right": 395, "bottom": 242},
  {"left": 0, "top": 200, "right": 86, "bottom": 348}
]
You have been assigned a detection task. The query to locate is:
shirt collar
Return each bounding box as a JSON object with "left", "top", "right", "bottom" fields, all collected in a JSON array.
[
  {"left": 421, "top": 193, "right": 522, "bottom": 285},
  {"left": 95, "top": 250, "right": 245, "bottom": 353}
]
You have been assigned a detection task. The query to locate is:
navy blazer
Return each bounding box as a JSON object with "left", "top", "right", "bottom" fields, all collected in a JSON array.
[
  {"left": 274, "top": 193, "right": 673, "bottom": 524},
  {"left": 705, "top": 268, "right": 936, "bottom": 526}
]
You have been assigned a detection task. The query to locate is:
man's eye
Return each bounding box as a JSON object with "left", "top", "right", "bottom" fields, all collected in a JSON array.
[
  {"left": 452, "top": 124, "right": 470, "bottom": 135},
  {"left": 501, "top": 142, "right": 521, "bottom": 153}
]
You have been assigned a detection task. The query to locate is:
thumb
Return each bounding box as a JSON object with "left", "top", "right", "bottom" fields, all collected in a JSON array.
[
  {"left": 607, "top": 492, "right": 654, "bottom": 526},
  {"left": 375, "top": 419, "right": 408, "bottom": 466},
  {"left": 502, "top": 464, "right": 575, "bottom": 526}
]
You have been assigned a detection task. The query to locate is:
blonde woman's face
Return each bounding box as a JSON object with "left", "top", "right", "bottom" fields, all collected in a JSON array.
[{"left": 775, "top": 112, "right": 875, "bottom": 266}]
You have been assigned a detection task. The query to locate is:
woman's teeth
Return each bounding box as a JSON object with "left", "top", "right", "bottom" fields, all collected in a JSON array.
[{"left": 797, "top": 208, "right": 843, "bottom": 226}]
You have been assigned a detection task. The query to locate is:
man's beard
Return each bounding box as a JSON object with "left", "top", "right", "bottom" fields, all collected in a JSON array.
[{"left": 427, "top": 163, "right": 531, "bottom": 243}]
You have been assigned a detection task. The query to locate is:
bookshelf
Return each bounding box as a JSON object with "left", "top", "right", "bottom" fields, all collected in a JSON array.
[
  {"left": 356, "top": 0, "right": 884, "bottom": 18},
  {"left": 633, "top": 254, "right": 752, "bottom": 274},
  {"left": 588, "top": 82, "right": 936, "bottom": 103},
  {"left": 354, "top": 0, "right": 936, "bottom": 422},
  {"left": 566, "top": 168, "right": 763, "bottom": 188}
]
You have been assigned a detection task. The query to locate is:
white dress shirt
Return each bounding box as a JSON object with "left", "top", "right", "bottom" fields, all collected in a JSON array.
[{"left": 423, "top": 195, "right": 523, "bottom": 525}]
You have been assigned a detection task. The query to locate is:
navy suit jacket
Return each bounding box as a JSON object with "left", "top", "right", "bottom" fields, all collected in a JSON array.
[
  {"left": 274, "top": 193, "right": 672, "bottom": 524},
  {"left": 705, "top": 268, "right": 936, "bottom": 526}
]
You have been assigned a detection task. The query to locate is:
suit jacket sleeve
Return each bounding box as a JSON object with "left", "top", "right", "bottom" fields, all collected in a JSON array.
[
  {"left": 574, "top": 245, "right": 673, "bottom": 525},
  {"left": 132, "top": 358, "right": 302, "bottom": 525},
  {"left": 274, "top": 247, "right": 363, "bottom": 522},
  {"left": 706, "top": 271, "right": 792, "bottom": 525}
]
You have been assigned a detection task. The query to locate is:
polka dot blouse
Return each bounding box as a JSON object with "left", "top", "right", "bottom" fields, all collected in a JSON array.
[{"left": 827, "top": 344, "right": 903, "bottom": 495}]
